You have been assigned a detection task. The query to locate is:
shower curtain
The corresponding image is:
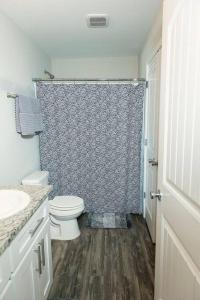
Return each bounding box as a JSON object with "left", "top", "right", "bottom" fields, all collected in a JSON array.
[{"left": 36, "top": 82, "right": 145, "bottom": 213}]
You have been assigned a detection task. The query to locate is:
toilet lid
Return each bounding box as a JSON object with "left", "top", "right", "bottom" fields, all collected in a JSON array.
[{"left": 50, "top": 196, "right": 84, "bottom": 209}]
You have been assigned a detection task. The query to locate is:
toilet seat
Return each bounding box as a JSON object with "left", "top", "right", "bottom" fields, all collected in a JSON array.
[{"left": 50, "top": 196, "right": 84, "bottom": 211}]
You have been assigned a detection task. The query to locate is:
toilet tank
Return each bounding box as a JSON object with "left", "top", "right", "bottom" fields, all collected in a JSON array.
[{"left": 22, "top": 171, "right": 49, "bottom": 186}]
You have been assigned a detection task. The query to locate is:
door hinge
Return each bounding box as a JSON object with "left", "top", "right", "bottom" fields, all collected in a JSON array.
[
  {"left": 144, "top": 192, "right": 146, "bottom": 198},
  {"left": 146, "top": 81, "right": 149, "bottom": 88},
  {"left": 144, "top": 138, "right": 148, "bottom": 146}
]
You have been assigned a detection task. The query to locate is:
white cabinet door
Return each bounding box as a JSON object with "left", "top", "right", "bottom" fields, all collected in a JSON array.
[
  {"left": 0, "top": 281, "right": 14, "bottom": 300},
  {"left": 145, "top": 48, "right": 161, "bottom": 243},
  {"left": 0, "top": 202, "right": 52, "bottom": 300},
  {"left": 154, "top": 0, "right": 200, "bottom": 299},
  {"left": 11, "top": 221, "right": 52, "bottom": 300},
  {"left": 0, "top": 249, "right": 11, "bottom": 295},
  {"left": 36, "top": 222, "right": 53, "bottom": 300},
  {"left": 12, "top": 247, "right": 39, "bottom": 300}
]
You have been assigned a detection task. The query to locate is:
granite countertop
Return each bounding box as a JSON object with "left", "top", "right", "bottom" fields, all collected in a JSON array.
[{"left": 0, "top": 185, "right": 52, "bottom": 256}]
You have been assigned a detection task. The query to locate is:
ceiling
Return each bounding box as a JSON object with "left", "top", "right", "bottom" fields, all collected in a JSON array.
[{"left": 0, "top": 0, "right": 161, "bottom": 58}]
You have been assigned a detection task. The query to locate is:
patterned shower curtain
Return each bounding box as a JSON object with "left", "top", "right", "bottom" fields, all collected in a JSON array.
[{"left": 36, "top": 82, "right": 145, "bottom": 213}]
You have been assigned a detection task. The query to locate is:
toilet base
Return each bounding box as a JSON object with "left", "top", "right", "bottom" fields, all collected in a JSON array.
[{"left": 50, "top": 217, "right": 81, "bottom": 240}]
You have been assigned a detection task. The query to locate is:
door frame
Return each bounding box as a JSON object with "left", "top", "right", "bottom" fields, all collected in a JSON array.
[{"left": 143, "top": 40, "right": 162, "bottom": 218}]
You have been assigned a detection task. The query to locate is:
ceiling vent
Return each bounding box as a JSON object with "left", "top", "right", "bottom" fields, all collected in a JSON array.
[{"left": 87, "top": 14, "right": 109, "bottom": 28}]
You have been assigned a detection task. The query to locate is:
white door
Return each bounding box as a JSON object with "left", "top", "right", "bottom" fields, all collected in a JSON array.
[
  {"left": 145, "top": 48, "right": 161, "bottom": 243},
  {"left": 154, "top": 0, "right": 200, "bottom": 299}
]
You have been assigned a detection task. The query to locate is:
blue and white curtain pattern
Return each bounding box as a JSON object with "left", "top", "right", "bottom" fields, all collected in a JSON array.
[{"left": 36, "top": 82, "right": 145, "bottom": 213}]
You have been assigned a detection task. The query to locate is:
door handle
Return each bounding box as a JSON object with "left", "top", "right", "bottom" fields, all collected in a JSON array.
[
  {"left": 148, "top": 159, "right": 158, "bottom": 166},
  {"left": 34, "top": 244, "right": 42, "bottom": 275},
  {"left": 40, "top": 238, "right": 45, "bottom": 267},
  {"left": 150, "top": 190, "right": 162, "bottom": 201},
  {"left": 29, "top": 217, "right": 44, "bottom": 237}
]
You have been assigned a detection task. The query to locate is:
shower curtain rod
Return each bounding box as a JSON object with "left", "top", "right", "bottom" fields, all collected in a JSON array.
[{"left": 32, "top": 78, "right": 146, "bottom": 83}]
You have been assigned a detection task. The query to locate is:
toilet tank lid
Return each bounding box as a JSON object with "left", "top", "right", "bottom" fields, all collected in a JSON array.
[{"left": 22, "top": 171, "right": 49, "bottom": 185}]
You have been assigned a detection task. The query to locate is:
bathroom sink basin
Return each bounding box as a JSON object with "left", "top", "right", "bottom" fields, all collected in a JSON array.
[{"left": 0, "top": 190, "right": 30, "bottom": 220}]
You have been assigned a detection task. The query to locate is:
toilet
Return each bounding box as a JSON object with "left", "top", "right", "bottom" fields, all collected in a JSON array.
[{"left": 22, "top": 171, "right": 84, "bottom": 240}]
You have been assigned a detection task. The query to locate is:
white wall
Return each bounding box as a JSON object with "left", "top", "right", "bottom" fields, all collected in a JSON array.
[
  {"left": 139, "top": 4, "right": 163, "bottom": 77},
  {"left": 0, "top": 12, "right": 50, "bottom": 185},
  {"left": 51, "top": 56, "right": 138, "bottom": 79}
]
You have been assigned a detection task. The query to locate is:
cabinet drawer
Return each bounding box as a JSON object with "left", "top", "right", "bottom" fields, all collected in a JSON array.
[
  {"left": 10, "top": 199, "right": 49, "bottom": 272},
  {"left": 0, "top": 249, "right": 11, "bottom": 294}
]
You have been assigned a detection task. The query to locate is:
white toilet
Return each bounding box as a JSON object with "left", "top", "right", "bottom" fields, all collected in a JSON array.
[{"left": 22, "top": 171, "right": 84, "bottom": 240}]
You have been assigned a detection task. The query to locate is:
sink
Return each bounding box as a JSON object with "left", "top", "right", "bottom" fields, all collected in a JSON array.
[{"left": 0, "top": 190, "right": 31, "bottom": 220}]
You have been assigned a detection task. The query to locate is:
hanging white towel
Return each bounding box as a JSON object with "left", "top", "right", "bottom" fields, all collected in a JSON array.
[{"left": 15, "top": 95, "right": 43, "bottom": 136}]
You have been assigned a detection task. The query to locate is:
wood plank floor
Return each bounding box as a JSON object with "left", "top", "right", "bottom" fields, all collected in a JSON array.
[{"left": 48, "top": 214, "right": 155, "bottom": 300}]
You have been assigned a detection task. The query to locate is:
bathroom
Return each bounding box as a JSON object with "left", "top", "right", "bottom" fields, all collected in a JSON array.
[{"left": 0, "top": 0, "right": 200, "bottom": 299}]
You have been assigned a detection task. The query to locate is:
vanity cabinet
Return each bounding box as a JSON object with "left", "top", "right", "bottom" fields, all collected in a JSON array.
[{"left": 0, "top": 199, "right": 53, "bottom": 300}]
